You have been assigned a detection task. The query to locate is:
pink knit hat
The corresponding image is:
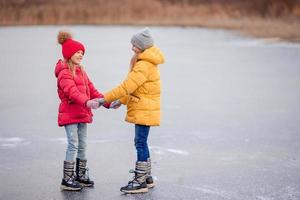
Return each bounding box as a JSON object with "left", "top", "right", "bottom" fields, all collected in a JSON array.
[{"left": 57, "top": 31, "right": 85, "bottom": 59}]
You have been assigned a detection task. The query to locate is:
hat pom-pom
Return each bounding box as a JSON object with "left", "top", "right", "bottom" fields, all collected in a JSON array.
[{"left": 57, "top": 31, "right": 72, "bottom": 45}]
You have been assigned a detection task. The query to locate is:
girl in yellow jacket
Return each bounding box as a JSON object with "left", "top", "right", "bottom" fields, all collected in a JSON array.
[{"left": 98, "top": 27, "right": 164, "bottom": 194}]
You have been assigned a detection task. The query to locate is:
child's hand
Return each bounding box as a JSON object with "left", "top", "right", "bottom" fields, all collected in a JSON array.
[
  {"left": 110, "top": 100, "right": 121, "bottom": 109},
  {"left": 97, "top": 98, "right": 106, "bottom": 107},
  {"left": 86, "top": 99, "right": 99, "bottom": 109}
]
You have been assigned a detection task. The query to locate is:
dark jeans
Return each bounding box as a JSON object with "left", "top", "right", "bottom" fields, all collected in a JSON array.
[{"left": 134, "top": 124, "right": 150, "bottom": 162}]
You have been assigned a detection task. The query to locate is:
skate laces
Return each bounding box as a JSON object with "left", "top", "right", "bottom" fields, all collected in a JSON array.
[
  {"left": 66, "top": 172, "right": 77, "bottom": 183},
  {"left": 128, "top": 169, "right": 147, "bottom": 185},
  {"left": 127, "top": 169, "right": 138, "bottom": 184},
  {"left": 80, "top": 167, "right": 90, "bottom": 180},
  {"left": 81, "top": 167, "right": 90, "bottom": 180}
]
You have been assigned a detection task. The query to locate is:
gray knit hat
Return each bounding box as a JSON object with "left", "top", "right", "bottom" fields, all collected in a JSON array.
[{"left": 131, "top": 27, "right": 154, "bottom": 51}]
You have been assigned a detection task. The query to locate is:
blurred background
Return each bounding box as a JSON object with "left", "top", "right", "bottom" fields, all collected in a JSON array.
[{"left": 0, "top": 0, "right": 300, "bottom": 40}]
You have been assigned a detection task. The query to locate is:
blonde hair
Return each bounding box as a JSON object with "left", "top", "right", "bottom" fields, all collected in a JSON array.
[
  {"left": 65, "top": 59, "right": 84, "bottom": 76},
  {"left": 129, "top": 53, "right": 138, "bottom": 72}
]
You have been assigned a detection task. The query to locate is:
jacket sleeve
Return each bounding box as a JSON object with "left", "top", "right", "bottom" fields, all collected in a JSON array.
[
  {"left": 85, "top": 72, "right": 111, "bottom": 109},
  {"left": 119, "top": 95, "right": 129, "bottom": 105},
  {"left": 104, "top": 61, "right": 148, "bottom": 103},
  {"left": 85, "top": 72, "right": 103, "bottom": 99},
  {"left": 58, "top": 69, "right": 89, "bottom": 106}
]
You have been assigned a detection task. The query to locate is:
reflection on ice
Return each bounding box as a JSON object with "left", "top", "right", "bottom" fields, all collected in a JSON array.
[
  {"left": 0, "top": 137, "right": 30, "bottom": 149},
  {"left": 150, "top": 146, "right": 189, "bottom": 156}
]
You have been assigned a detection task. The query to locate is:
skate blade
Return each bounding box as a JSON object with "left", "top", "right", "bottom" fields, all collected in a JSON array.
[
  {"left": 121, "top": 187, "right": 149, "bottom": 194},
  {"left": 81, "top": 183, "right": 94, "bottom": 187},
  {"left": 60, "top": 185, "right": 82, "bottom": 191},
  {"left": 147, "top": 183, "right": 155, "bottom": 189}
]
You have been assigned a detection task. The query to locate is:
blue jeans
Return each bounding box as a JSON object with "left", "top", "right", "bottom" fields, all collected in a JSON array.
[
  {"left": 135, "top": 124, "right": 150, "bottom": 162},
  {"left": 64, "top": 123, "right": 87, "bottom": 161}
]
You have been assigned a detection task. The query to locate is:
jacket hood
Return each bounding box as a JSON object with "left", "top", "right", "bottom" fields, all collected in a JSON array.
[
  {"left": 55, "top": 59, "right": 68, "bottom": 78},
  {"left": 138, "top": 46, "right": 165, "bottom": 65}
]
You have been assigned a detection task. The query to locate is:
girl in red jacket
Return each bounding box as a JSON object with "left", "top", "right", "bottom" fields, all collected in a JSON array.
[{"left": 55, "top": 31, "right": 107, "bottom": 191}]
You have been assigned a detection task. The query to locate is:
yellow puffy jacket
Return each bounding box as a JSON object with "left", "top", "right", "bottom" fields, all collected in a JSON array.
[{"left": 104, "top": 46, "right": 165, "bottom": 126}]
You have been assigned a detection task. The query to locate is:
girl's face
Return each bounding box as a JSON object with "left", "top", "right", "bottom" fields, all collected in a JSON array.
[
  {"left": 70, "top": 50, "right": 84, "bottom": 65},
  {"left": 132, "top": 45, "right": 142, "bottom": 54}
]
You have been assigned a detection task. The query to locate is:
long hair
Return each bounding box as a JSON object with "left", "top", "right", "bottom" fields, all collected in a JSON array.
[
  {"left": 129, "top": 53, "right": 138, "bottom": 72},
  {"left": 65, "top": 59, "right": 84, "bottom": 76}
]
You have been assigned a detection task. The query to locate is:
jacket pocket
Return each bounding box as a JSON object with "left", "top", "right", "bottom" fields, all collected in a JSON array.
[{"left": 129, "top": 95, "right": 140, "bottom": 103}]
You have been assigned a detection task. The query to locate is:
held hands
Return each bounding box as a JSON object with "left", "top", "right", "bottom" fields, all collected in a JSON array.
[
  {"left": 110, "top": 100, "right": 121, "bottom": 109},
  {"left": 86, "top": 99, "right": 99, "bottom": 109},
  {"left": 88, "top": 98, "right": 121, "bottom": 109},
  {"left": 95, "top": 98, "right": 121, "bottom": 109},
  {"left": 97, "top": 98, "right": 106, "bottom": 107},
  {"left": 86, "top": 98, "right": 106, "bottom": 109}
]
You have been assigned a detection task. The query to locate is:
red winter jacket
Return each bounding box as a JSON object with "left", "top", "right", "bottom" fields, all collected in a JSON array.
[{"left": 55, "top": 59, "right": 104, "bottom": 126}]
